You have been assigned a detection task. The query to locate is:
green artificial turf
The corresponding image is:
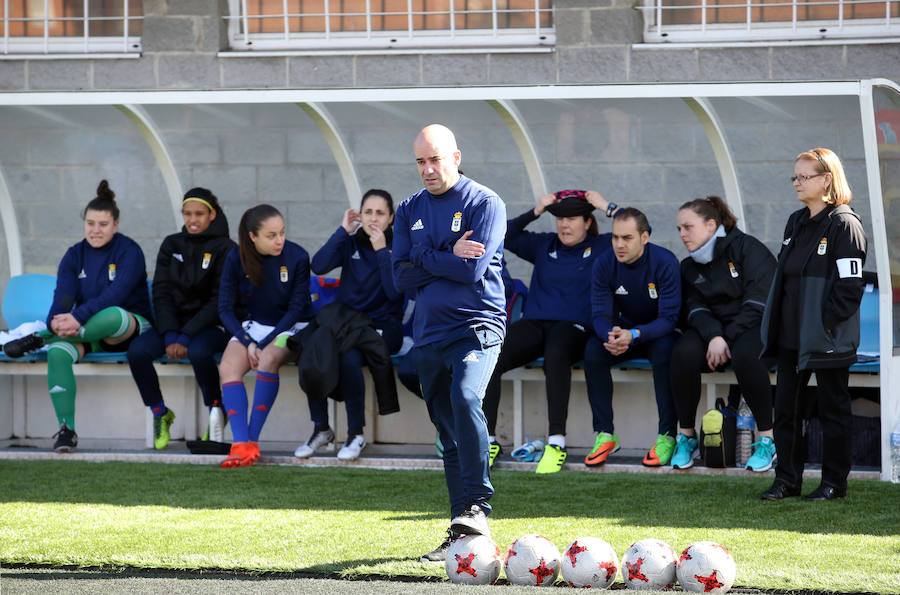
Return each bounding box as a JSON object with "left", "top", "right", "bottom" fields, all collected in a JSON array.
[{"left": 1, "top": 460, "right": 898, "bottom": 592}]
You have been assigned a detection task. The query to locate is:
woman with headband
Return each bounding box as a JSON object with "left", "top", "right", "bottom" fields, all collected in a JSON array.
[{"left": 126, "top": 188, "right": 237, "bottom": 450}]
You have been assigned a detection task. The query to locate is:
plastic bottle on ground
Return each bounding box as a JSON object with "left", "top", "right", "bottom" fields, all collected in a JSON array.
[{"left": 735, "top": 398, "right": 754, "bottom": 467}]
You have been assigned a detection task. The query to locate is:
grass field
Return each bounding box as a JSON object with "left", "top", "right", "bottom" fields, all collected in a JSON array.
[{"left": 1, "top": 460, "right": 898, "bottom": 592}]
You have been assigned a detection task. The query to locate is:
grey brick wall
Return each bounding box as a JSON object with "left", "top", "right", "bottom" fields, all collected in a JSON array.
[{"left": 0, "top": 2, "right": 894, "bottom": 91}]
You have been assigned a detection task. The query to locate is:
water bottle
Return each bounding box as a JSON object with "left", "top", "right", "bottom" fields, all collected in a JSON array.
[
  {"left": 735, "top": 398, "right": 754, "bottom": 467},
  {"left": 891, "top": 432, "right": 900, "bottom": 483}
]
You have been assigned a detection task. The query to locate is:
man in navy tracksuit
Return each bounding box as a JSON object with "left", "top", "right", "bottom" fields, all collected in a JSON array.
[
  {"left": 583, "top": 208, "right": 682, "bottom": 468},
  {"left": 392, "top": 124, "right": 507, "bottom": 562}
]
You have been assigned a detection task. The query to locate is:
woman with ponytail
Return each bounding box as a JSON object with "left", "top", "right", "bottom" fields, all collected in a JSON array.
[
  {"left": 217, "top": 204, "right": 313, "bottom": 468},
  {"left": 126, "top": 188, "right": 236, "bottom": 450},
  {"left": 293, "top": 189, "right": 403, "bottom": 461},
  {"left": 3, "top": 180, "right": 152, "bottom": 453},
  {"left": 669, "top": 195, "right": 778, "bottom": 473}
]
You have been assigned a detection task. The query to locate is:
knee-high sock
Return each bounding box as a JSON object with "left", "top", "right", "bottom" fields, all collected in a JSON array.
[
  {"left": 43, "top": 306, "right": 133, "bottom": 346},
  {"left": 47, "top": 342, "right": 79, "bottom": 429},
  {"left": 248, "top": 371, "right": 279, "bottom": 442},
  {"left": 222, "top": 381, "right": 249, "bottom": 443}
]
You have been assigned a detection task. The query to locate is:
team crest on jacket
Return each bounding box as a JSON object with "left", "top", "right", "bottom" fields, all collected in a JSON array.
[
  {"left": 108, "top": 264, "right": 116, "bottom": 281},
  {"left": 451, "top": 211, "right": 463, "bottom": 232},
  {"left": 728, "top": 262, "right": 739, "bottom": 278},
  {"left": 202, "top": 252, "right": 212, "bottom": 269},
  {"left": 583, "top": 246, "right": 592, "bottom": 259},
  {"left": 817, "top": 237, "right": 828, "bottom": 255},
  {"left": 280, "top": 265, "right": 288, "bottom": 282},
  {"left": 648, "top": 283, "right": 658, "bottom": 299}
]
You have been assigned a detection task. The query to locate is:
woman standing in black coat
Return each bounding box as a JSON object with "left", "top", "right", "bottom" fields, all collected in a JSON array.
[
  {"left": 760, "top": 148, "right": 867, "bottom": 501},
  {"left": 127, "top": 188, "right": 237, "bottom": 450}
]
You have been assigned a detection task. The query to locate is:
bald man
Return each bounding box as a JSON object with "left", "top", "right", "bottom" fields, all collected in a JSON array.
[{"left": 392, "top": 124, "right": 507, "bottom": 562}]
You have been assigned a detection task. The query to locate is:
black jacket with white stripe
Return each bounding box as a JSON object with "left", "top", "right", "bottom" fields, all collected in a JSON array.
[{"left": 760, "top": 204, "right": 867, "bottom": 370}]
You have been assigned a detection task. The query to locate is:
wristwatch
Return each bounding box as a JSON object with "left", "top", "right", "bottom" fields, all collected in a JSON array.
[{"left": 606, "top": 202, "right": 618, "bottom": 217}]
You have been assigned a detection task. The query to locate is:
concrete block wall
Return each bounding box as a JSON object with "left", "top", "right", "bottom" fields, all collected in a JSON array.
[{"left": 0, "top": 2, "right": 896, "bottom": 91}]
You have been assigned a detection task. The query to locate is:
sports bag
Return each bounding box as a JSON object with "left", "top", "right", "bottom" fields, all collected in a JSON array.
[{"left": 700, "top": 398, "right": 737, "bottom": 468}]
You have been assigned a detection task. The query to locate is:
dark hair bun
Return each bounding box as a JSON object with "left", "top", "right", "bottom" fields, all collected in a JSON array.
[{"left": 96, "top": 180, "right": 116, "bottom": 203}]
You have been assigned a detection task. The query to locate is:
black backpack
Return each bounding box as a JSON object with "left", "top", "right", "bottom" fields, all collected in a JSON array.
[{"left": 700, "top": 398, "right": 737, "bottom": 468}]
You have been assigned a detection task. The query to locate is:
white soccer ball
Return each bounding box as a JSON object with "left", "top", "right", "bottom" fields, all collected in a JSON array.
[
  {"left": 560, "top": 536, "right": 620, "bottom": 589},
  {"left": 621, "top": 538, "right": 678, "bottom": 590},
  {"left": 504, "top": 534, "right": 561, "bottom": 587},
  {"left": 444, "top": 534, "right": 502, "bottom": 585},
  {"left": 676, "top": 541, "right": 737, "bottom": 593}
]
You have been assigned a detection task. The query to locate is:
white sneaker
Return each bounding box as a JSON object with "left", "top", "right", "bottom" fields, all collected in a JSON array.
[
  {"left": 337, "top": 434, "right": 366, "bottom": 461},
  {"left": 209, "top": 407, "right": 225, "bottom": 443},
  {"left": 450, "top": 503, "right": 491, "bottom": 538},
  {"left": 294, "top": 427, "right": 335, "bottom": 458}
]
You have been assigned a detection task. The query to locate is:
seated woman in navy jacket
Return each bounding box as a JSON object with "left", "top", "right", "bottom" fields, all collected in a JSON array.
[
  {"left": 126, "top": 188, "right": 237, "bottom": 450},
  {"left": 3, "top": 180, "right": 152, "bottom": 453},
  {"left": 294, "top": 189, "right": 404, "bottom": 461},
  {"left": 481, "top": 189, "right": 618, "bottom": 473},
  {"left": 217, "top": 204, "right": 313, "bottom": 468}
]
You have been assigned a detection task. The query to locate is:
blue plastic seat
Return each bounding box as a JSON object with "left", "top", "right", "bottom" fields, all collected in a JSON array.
[
  {"left": 2, "top": 273, "right": 56, "bottom": 330},
  {"left": 855, "top": 287, "right": 879, "bottom": 362}
]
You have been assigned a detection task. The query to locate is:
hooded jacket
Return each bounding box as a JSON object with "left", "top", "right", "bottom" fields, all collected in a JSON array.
[
  {"left": 760, "top": 204, "right": 867, "bottom": 370},
  {"left": 289, "top": 301, "right": 400, "bottom": 416},
  {"left": 152, "top": 205, "right": 238, "bottom": 340},
  {"left": 680, "top": 226, "right": 776, "bottom": 346}
]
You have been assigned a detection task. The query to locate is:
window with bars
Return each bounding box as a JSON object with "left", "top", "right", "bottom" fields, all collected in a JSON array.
[
  {"left": 641, "top": 0, "right": 899, "bottom": 43},
  {"left": 1, "top": 0, "right": 142, "bottom": 55},
  {"left": 226, "top": 0, "right": 554, "bottom": 51}
]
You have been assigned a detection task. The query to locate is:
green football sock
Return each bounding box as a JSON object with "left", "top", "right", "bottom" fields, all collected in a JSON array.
[
  {"left": 47, "top": 342, "right": 79, "bottom": 429},
  {"left": 45, "top": 306, "right": 133, "bottom": 345}
]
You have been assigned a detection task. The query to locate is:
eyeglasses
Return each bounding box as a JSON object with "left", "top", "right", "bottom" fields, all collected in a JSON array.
[{"left": 790, "top": 173, "right": 827, "bottom": 184}]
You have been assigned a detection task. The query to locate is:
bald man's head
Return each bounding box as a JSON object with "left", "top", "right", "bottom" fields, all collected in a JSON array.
[{"left": 414, "top": 124, "right": 461, "bottom": 195}]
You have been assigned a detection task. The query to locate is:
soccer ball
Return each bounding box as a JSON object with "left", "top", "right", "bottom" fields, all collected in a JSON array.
[
  {"left": 504, "top": 534, "right": 561, "bottom": 587},
  {"left": 560, "top": 536, "right": 620, "bottom": 589},
  {"left": 676, "top": 541, "right": 737, "bottom": 593},
  {"left": 621, "top": 538, "right": 677, "bottom": 590},
  {"left": 444, "top": 534, "right": 502, "bottom": 585}
]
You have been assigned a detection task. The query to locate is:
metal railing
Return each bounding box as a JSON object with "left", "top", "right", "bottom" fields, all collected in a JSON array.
[
  {"left": 1, "top": 0, "right": 142, "bottom": 55},
  {"left": 225, "top": 0, "right": 554, "bottom": 51},
  {"left": 640, "top": 0, "right": 899, "bottom": 43}
]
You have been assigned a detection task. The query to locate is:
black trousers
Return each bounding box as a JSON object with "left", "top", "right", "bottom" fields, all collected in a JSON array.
[
  {"left": 670, "top": 327, "right": 773, "bottom": 432},
  {"left": 773, "top": 347, "right": 852, "bottom": 492},
  {"left": 481, "top": 318, "right": 588, "bottom": 437}
]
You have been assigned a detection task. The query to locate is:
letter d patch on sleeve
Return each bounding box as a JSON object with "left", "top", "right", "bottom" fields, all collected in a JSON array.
[{"left": 836, "top": 257, "right": 862, "bottom": 279}]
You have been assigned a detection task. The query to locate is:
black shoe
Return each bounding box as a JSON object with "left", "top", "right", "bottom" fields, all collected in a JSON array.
[
  {"left": 52, "top": 424, "right": 78, "bottom": 453},
  {"left": 761, "top": 480, "right": 801, "bottom": 500},
  {"left": 450, "top": 503, "right": 490, "bottom": 537},
  {"left": 420, "top": 529, "right": 460, "bottom": 562},
  {"left": 3, "top": 333, "right": 45, "bottom": 358},
  {"left": 803, "top": 484, "right": 846, "bottom": 501}
]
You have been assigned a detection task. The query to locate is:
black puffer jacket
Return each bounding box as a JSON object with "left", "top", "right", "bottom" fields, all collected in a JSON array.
[
  {"left": 760, "top": 204, "right": 867, "bottom": 370},
  {"left": 152, "top": 205, "right": 238, "bottom": 337},
  {"left": 289, "top": 301, "right": 400, "bottom": 416},
  {"left": 680, "top": 226, "right": 776, "bottom": 346}
]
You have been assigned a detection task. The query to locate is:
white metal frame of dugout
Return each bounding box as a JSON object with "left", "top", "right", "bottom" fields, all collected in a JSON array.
[{"left": 0, "top": 80, "right": 897, "bottom": 480}]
